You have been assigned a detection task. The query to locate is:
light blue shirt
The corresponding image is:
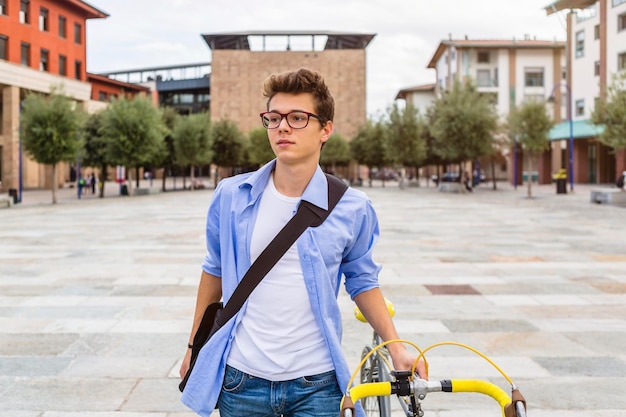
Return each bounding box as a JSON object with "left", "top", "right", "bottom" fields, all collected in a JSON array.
[{"left": 181, "top": 160, "right": 381, "bottom": 417}]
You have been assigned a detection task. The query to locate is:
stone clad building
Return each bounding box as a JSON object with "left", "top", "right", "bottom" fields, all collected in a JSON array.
[{"left": 203, "top": 31, "right": 374, "bottom": 140}]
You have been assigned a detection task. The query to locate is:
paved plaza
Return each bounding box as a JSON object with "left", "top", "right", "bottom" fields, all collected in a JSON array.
[{"left": 1, "top": 180, "right": 625, "bottom": 417}]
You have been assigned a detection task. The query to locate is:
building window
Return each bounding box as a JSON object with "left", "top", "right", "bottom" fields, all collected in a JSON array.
[
  {"left": 524, "top": 67, "right": 544, "bottom": 87},
  {"left": 58, "top": 16, "right": 66, "bottom": 38},
  {"left": 619, "top": 52, "right": 626, "bottom": 71},
  {"left": 575, "top": 30, "right": 585, "bottom": 58},
  {"left": 575, "top": 99, "right": 585, "bottom": 117},
  {"left": 98, "top": 91, "right": 107, "bottom": 101},
  {"left": 477, "top": 51, "right": 490, "bottom": 63},
  {"left": 594, "top": 60, "right": 600, "bottom": 76},
  {"left": 40, "top": 49, "right": 48, "bottom": 71},
  {"left": 19, "top": 0, "right": 29, "bottom": 24},
  {"left": 619, "top": 13, "right": 626, "bottom": 31},
  {"left": 594, "top": 24, "right": 600, "bottom": 39},
  {"left": 39, "top": 7, "right": 48, "bottom": 31},
  {"left": 74, "top": 23, "right": 81, "bottom": 44},
  {"left": 476, "top": 69, "right": 491, "bottom": 87},
  {"left": 20, "top": 42, "right": 30, "bottom": 65},
  {"left": 0, "top": 0, "right": 6, "bottom": 16},
  {"left": 0, "top": 35, "right": 7, "bottom": 60},
  {"left": 59, "top": 54, "right": 67, "bottom": 76},
  {"left": 562, "top": 67, "right": 567, "bottom": 80},
  {"left": 577, "top": 3, "right": 597, "bottom": 21},
  {"left": 74, "top": 60, "right": 82, "bottom": 80}
]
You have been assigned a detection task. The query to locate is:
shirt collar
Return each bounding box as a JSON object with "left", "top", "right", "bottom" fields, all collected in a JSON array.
[{"left": 241, "top": 160, "right": 329, "bottom": 211}]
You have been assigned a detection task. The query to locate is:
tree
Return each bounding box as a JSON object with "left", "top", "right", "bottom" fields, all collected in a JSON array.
[
  {"left": 20, "top": 89, "right": 84, "bottom": 204},
  {"left": 81, "top": 111, "right": 110, "bottom": 198},
  {"left": 428, "top": 80, "right": 498, "bottom": 167},
  {"left": 350, "top": 119, "right": 391, "bottom": 187},
  {"left": 211, "top": 118, "right": 247, "bottom": 181},
  {"left": 247, "top": 127, "right": 275, "bottom": 167},
  {"left": 160, "top": 107, "right": 179, "bottom": 191},
  {"left": 591, "top": 72, "right": 626, "bottom": 153},
  {"left": 99, "top": 96, "right": 166, "bottom": 195},
  {"left": 508, "top": 99, "right": 553, "bottom": 198},
  {"left": 172, "top": 113, "right": 213, "bottom": 189},
  {"left": 386, "top": 103, "right": 427, "bottom": 185},
  {"left": 320, "top": 133, "right": 351, "bottom": 175}
]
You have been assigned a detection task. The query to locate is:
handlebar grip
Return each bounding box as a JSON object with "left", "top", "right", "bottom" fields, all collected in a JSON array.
[
  {"left": 450, "top": 379, "right": 511, "bottom": 409},
  {"left": 346, "top": 381, "right": 392, "bottom": 403}
]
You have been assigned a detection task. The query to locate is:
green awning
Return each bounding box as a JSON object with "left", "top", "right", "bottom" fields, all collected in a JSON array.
[{"left": 548, "top": 119, "right": 604, "bottom": 141}]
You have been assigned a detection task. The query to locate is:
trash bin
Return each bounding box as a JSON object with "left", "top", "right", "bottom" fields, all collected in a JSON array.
[
  {"left": 8, "top": 188, "right": 18, "bottom": 204},
  {"left": 120, "top": 184, "right": 129, "bottom": 196},
  {"left": 556, "top": 178, "right": 567, "bottom": 194}
]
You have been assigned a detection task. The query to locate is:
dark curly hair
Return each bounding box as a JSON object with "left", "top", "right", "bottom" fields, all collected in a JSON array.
[{"left": 263, "top": 68, "right": 334, "bottom": 124}]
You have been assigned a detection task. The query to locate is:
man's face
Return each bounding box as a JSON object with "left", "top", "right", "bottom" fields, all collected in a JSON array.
[{"left": 266, "top": 93, "right": 333, "bottom": 167}]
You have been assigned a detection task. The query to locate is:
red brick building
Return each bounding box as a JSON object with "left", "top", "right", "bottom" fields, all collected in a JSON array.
[{"left": 0, "top": 1, "right": 150, "bottom": 193}]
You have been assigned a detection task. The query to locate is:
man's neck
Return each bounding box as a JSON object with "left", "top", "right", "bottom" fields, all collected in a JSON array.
[{"left": 272, "top": 162, "right": 317, "bottom": 197}]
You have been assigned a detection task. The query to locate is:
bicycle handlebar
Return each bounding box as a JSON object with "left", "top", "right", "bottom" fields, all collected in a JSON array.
[{"left": 341, "top": 378, "right": 527, "bottom": 417}]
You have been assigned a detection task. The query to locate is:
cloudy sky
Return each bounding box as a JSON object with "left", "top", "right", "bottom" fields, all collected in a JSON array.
[{"left": 86, "top": 0, "right": 568, "bottom": 116}]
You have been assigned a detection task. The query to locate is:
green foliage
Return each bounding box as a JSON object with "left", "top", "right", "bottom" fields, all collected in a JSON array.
[
  {"left": 172, "top": 113, "right": 213, "bottom": 167},
  {"left": 20, "top": 90, "right": 84, "bottom": 165},
  {"left": 81, "top": 112, "right": 108, "bottom": 167},
  {"left": 591, "top": 72, "right": 626, "bottom": 151},
  {"left": 507, "top": 99, "right": 553, "bottom": 154},
  {"left": 350, "top": 119, "right": 391, "bottom": 169},
  {"left": 428, "top": 80, "right": 498, "bottom": 163},
  {"left": 80, "top": 111, "right": 111, "bottom": 197},
  {"left": 320, "top": 133, "right": 351, "bottom": 169},
  {"left": 386, "top": 103, "right": 427, "bottom": 168},
  {"left": 160, "top": 106, "right": 180, "bottom": 172},
  {"left": 99, "top": 96, "right": 166, "bottom": 169},
  {"left": 211, "top": 118, "right": 246, "bottom": 169},
  {"left": 247, "top": 127, "right": 275, "bottom": 166}
]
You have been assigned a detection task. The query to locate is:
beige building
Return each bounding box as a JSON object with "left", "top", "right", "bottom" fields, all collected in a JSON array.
[
  {"left": 546, "top": 0, "right": 626, "bottom": 185},
  {"left": 203, "top": 31, "right": 374, "bottom": 141},
  {"left": 425, "top": 37, "right": 566, "bottom": 184}
]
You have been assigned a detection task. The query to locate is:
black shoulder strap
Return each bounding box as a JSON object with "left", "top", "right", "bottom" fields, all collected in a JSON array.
[{"left": 215, "top": 173, "right": 348, "bottom": 327}]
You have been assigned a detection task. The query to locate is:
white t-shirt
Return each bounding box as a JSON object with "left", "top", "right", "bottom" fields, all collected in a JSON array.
[{"left": 226, "top": 176, "right": 334, "bottom": 380}]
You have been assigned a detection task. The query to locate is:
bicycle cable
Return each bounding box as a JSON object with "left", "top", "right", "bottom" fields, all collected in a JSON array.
[{"left": 344, "top": 338, "right": 516, "bottom": 402}]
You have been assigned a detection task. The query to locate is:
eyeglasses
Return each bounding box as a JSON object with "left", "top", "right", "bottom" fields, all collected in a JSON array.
[{"left": 260, "top": 111, "right": 324, "bottom": 129}]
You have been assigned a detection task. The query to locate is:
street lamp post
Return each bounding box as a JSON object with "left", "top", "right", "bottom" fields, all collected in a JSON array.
[{"left": 548, "top": 83, "right": 574, "bottom": 192}]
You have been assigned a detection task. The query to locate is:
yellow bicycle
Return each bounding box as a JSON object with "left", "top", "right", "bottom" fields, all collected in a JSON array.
[{"left": 345, "top": 301, "right": 527, "bottom": 417}]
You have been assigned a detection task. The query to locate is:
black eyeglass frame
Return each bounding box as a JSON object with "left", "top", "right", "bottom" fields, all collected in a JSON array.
[{"left": 259, "top": 111, "right": 325, "bottom": 129}]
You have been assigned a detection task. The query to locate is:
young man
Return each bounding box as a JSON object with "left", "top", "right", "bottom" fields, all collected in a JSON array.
[{"left": 180, "top": 68, "right": 426, "bottom": 417}]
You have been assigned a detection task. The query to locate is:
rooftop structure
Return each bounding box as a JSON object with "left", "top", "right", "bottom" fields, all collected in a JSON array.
[{"left": 201, "top": 31, "right": 375, "bottom": 51}]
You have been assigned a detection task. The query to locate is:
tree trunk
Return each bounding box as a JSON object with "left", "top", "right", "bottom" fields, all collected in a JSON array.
[
  {"left": 51, "top": 163, "right": 58, "bottom": 204},
  {"left": 99, "top": 164, "right": 107, "bottom": 198},
  {"left": 135, "top": 167, "right": 140, "bottom": 188},
  {"left": 127, "top": 168, "right": 134, "bottom": 196},
  {"left": 527, "top": 152, "right": 533, "bottom": 198},
  {"left": 491, "top": 156, "right": 497, "bottom": 190},
  {"left": 190, "top": 165, "right": 196, "bottom": 190}
]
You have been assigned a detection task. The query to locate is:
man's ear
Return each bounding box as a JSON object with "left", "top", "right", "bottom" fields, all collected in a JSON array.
[{"left": 320, "top": 120, "right": 333, "bottom": 144}]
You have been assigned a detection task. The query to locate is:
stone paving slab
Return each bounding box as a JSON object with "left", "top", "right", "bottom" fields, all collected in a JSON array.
[{"left": 1, "top": 181, "right": 625, "bottom": 416}]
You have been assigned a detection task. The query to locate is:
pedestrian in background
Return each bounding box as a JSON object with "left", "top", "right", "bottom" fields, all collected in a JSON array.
[{"left": 90, "top": 173, "right": 97, "bottom": 194}]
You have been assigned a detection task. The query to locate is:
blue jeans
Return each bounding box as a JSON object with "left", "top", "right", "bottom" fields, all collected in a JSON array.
[{"left": 217, "top": 365, "right": 343, "bottom": 417}]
